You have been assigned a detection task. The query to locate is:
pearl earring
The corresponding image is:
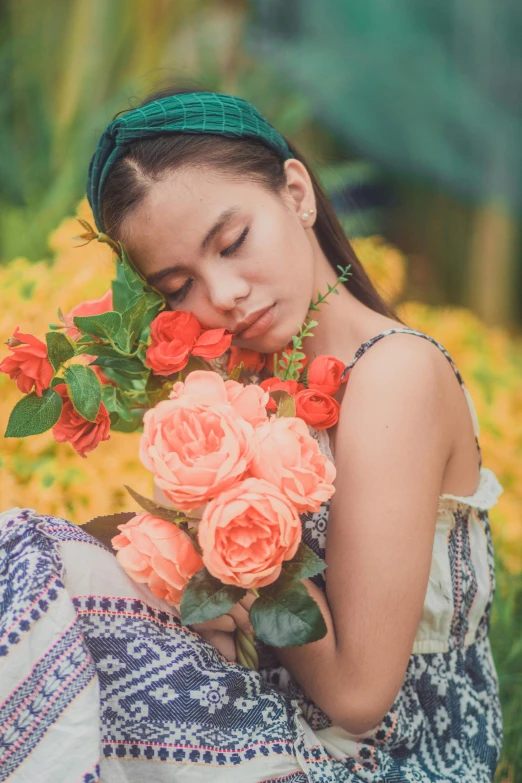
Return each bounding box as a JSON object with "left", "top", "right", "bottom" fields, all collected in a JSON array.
[{"left": 301, "top": 208, "right": 315, "bottom": 221}]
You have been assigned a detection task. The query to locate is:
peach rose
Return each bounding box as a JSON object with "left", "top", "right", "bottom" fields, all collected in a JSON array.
[
  {"left": 307, "top": 355, "right": 347, "bottom": 396},
  {"left": 250, "top": 416, "right": 336, "bottom": 512},
  {"left": 227, "top": 346, "right": 265, "bottom": 375},
  {"left": 198, "top": 478, "right": 301, "bottom": 589},
  {"left": 295, "top": 389, "right": 340, "bottom": 430},
  {"left": 0, "top": 327, "right": 54, "bottom": 396},
  {"left": 146, "top": 311, "right": 201, "bottom": 375},
  {"left": 224, "top": 380, "right": 268, "bottom": 427},
  {"left": 112, "top": 512, "right": 203, "bottom": 605},
  {"left": 140, "top": 391, "right": 254, "bottom": 511},
  {"left": 169, "top": 370, "right": 229, "bottom": 404},
  {"left": 192, "top": 328, "right": 233, "bottom": 359},
  {"left": 65, "top": 289, "right": 113, "bottom": 340},
  {"left": 169, "top": 371, "right": 268, "bottom": 427},
  {"left": 52, "top": 383, "right": 111, "bottom": 457}
]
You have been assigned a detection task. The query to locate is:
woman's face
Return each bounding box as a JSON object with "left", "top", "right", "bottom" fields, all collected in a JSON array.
[{"left": 121, "top": 162, "right": 317, "bottom": 354}]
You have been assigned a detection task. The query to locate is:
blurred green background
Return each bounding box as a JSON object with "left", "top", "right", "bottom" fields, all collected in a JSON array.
[{"left": 1, "top": 1, "right": 521, "bottom": 780}]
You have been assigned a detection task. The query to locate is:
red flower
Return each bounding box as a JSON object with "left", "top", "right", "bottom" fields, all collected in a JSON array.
[
  {"left": 145, "top": 311, "right": 201, "bottom": 375},
  {"left": 307, "top": 354, "right": 347, "bottom": 396},
  {"left": 65, "top": 290, "right": 113, "bottom": 340},
  {"left": 192, "top": 328, "right": 233, "bottom": 360},
  {"left": 259, "top": 377, "right": 303, "bottom": 413},
  {"left": 52, "top": 384, "right": 111, "bottom": 457},
  {"left": 227, "top": 346, "right": 265, "bottom": 375},
  {"left": 295, "top": 388, "right": 340, "bottom": 430},
  {"left": 0, "top": 327, "right": 54, "bottom": 396}
]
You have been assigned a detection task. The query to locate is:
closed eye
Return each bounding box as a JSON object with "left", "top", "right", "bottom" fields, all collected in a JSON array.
[
  {"left": 221, "top": 226, "right": 249, "bottom": 257},
  {"left": 167, "top": 278, "right": 194, "bottom": 304}
]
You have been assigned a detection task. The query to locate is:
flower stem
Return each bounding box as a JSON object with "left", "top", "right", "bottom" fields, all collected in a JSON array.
[{"left": 235, "top": 628, "right": 259, "bottom": 670}]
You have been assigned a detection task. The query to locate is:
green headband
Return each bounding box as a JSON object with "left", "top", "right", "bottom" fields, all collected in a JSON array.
[{"left": 87, "top": 92, "right": 293, "bottom": 232}]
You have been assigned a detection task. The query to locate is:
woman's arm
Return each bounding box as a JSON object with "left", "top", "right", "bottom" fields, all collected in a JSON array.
[{"left": 276, "top": 337, "right": 453, "bottom": 735}]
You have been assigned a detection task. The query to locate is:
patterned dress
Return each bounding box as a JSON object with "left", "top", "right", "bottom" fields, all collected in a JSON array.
[{"left": 0, "top": 328, "right": 503, "bottom": 782}]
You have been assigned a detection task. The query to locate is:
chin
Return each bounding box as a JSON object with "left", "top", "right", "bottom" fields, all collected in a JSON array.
[{"left": 239, "top": 329, "right": 296, "bottom": 356}]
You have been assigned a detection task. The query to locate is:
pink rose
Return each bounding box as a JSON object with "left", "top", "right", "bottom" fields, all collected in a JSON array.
[
  {"left": 146, "top": 311, "right": 201, "bottom": 375},
  {"left": 0, "top": 327, "right": 54, "bottom": 396},
  {"left": 66, "top": 290, "right": 113, "bottom": 340},
  {"left": 52, "top": 383, "right": 111, "bottom": 457},
  {"left": 112, "top": 512, "right": 203, "bottom": 605},
  {"left": 250, "top": 416, "right": 336, "bottom": 513},
  {"left": 198, "top": 478, "right": 301, "bottom": 589},
  {"left": 140, "top": 391, "right": 254, "bottom": 511},
  {"left": 307, "top": 354, "right": 346, "bottom": 396}
]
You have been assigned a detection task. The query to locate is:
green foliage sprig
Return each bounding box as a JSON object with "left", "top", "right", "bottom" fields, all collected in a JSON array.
[{"left": 275, "top": 264, "right": 352, "bottom": 381}]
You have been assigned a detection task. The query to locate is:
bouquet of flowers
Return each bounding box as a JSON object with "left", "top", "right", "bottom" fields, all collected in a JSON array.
[{"left": 1, "top": 224, "right": 350, "bottom": 666}]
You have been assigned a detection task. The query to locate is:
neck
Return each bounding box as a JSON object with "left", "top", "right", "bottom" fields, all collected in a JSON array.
[{"left": 303, "top": 236, "right": 400, "bottom": 365}]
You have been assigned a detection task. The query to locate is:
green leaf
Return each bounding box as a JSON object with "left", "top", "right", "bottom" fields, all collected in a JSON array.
[
  {"left": 281, "top": 543, "right": 326, "bottom": 581},
  {"left": 124, "top": 484, "right": 193, "bottom": 526},
  {"left": 77, "top": 343, "right": 121, "bottom": 357},
  {"left": 101, "top": 385, "right": 133, "bottom": 421},
  {"left": 269, "top": 389, "right": 296, "bottom": 418},
  {"left": 73, "top": 310, "right": 122, "bottom": 342},
  {"left": 91, "top": 355, "right": 146, "bottom": 376},
  {"left": 109, "top": 409, "right": 144, "bottom": 433},
  {"left": 229, "top": 362, "right": 243, "bottom": 382},
  {"left": 111, "top": 247, "right": 164, "bottom": 316},
  {"left": 180, "top": 568, "right": 246, "bottom": 625},
  {"left": 117, "top": 296, "right": 148, "bottom": 352},
  {"left": 64, "top": 364, "right": 101, "bottom": 422},
  {"left": 250, "top": 573, "right": 327, "bottom": 647},
  {"left": 45, "top": 331, "right": 75, "bottom": 370},
  {"left": 5, "top": 388, "right": 63, "bottom": 437}
]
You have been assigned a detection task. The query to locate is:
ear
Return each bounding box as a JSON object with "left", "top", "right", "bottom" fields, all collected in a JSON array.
[{"left": 283, "top": 159, "right": 316, "bottom": 225}]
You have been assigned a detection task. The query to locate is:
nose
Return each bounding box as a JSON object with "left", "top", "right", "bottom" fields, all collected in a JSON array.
[{"left": 206, "top": 268, "right": 250, "bottom": 313}]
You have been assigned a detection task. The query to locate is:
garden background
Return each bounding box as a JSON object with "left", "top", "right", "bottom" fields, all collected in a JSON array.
[{"left": 1, "top": 2, "right": 521, "bottom": 780}]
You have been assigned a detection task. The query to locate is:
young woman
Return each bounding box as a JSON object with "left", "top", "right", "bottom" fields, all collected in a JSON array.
[{"left": 1, "top": 88, "right": 503, "bottom": 782}]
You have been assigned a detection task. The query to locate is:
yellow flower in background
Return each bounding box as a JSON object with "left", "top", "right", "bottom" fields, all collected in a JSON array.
[
  {"left": 352, "top": 236, "right": 407, "bottom": 304},
  {"left": 0, "top": 201, "right": 152, "bottom": 524},
  {"left": 1, "top": 202, "right": 521, "bottom": 571}
]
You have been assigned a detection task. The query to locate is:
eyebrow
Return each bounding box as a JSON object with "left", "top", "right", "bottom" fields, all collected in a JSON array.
[{"left": 145, "top": 206, "right": 240, "bottom": 287}]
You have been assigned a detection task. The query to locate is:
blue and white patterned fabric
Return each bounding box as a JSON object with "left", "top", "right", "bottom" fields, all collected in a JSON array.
[
  {"left": 0, "top": 328, "right": 504, "bottom": 782},
  {"left": 0, "top": 507, "right": 339, "bottom": 782}
]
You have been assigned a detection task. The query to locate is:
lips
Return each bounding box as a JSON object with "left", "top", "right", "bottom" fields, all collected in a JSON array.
[{"left": 235, "top": 305, "right": 276, "bottom": 340}]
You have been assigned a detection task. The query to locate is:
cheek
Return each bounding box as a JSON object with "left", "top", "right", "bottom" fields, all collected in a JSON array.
[{"left": 248, "top": 210, "right": 313, "bottom": 285}]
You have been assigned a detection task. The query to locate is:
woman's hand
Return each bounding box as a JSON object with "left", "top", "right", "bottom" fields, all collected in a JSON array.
[{"left": 191, "top": 593, "right": 256, "bottom": 662}]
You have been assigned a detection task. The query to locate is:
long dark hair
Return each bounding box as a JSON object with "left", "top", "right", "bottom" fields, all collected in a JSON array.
[{"left": 101, "top": 85, "right": 404, "bottom": 322}]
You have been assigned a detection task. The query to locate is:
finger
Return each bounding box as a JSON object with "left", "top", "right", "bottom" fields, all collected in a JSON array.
[
  {"left": 197, "top": 628, "right": 237, "bottom": 662},
  {"left": 227, "top": 603, "right": 254, "bottom": 635},
  {"left": 192, "top": 614, "right": 236, "bottom": 633},
  {"left": 239, "top": 592, "right": 256, "bottom": 612}
]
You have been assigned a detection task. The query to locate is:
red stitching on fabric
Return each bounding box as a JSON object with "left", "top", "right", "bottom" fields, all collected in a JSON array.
[
  {"left": 0, "top": 618, "right": 77, "bottom": 716},
  {"left": 1, "top": 655, "right": 92, "bottom": 762}
]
